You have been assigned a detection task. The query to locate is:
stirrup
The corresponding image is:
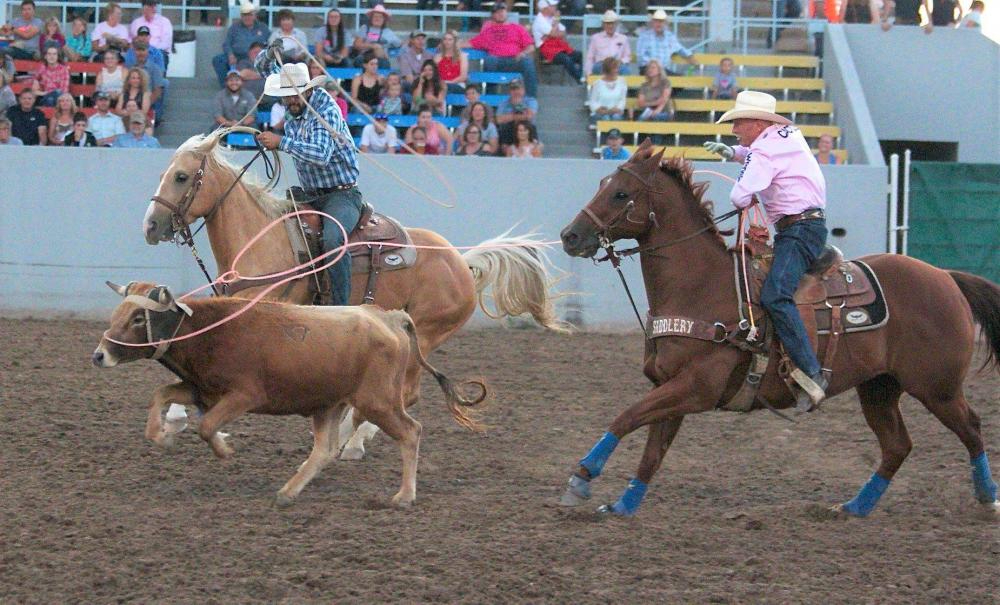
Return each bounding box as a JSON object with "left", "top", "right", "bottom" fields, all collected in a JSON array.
[{"left": 791, "top": 368, "right": 827, "bottom": 412}]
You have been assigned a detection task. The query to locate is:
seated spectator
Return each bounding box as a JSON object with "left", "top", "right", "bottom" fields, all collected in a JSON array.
[
  {"left": 456, "top": 123, "right": 493, "bottom": 156},
  {"left": 711, "top": 57, "right": 738, "bottom": 100},
  {"left": 377, "top": 77, "right": 405, "bottom": 115},
  {"left": 434, "top": 30, "right": 468, "bottom": 93},
  {"left": 269, "top": 9, "right": 309, "bottom": 63},
  {"left": 467, "top": 5, "right": 538, "bottom": 98},
  {"left": 113, "top": 111, "right": 159, "bottom": 147},
  {"left": 115, "top": 67, "right": 151, "bottom": 118},
  {"left": 532, "top": 0, "right": 582, "bottom": 81},
  {"left": 601, "top": 127, "right": 629, "bottom": 160},
  {"left": 411, "top": 59, "right": 445, "bottom": 115},
  {"left": 315, "top": 9, "right": 351, "bottom": 68},
  {"left": 87, "top": 91, "right": 125, "bottom": 145},
  {"left": 588, "top": 57, "right": 626, "bottom": 123},
  {"left": 64, "top": 111, "right": 97, "bottom": 147},
  {"left": 0, "top": 116, "right": 23, "bottom": 144},
  {"left": 6, "top": 88, "right": 46, "bottom": 145},
  {"left": 459, "top": 85, "right": 490, "bottom": 123},
  {"left": 884, "top": 0, "right": 931, "bottom": 28},
  {"left": 959, "top": 1, "right": 984, "bottom": 28},
  {"left": 585, "top": 11, "right": 632, "bottom": 76},
  {"left": 814, "top": 134, "right": 839, "bottom": 165},
  {"left": 121, "top": 98, "right": 153, "bottom": 135},
  {"left": 97, "top": 49, "right": 127, "bottom": 102},
  {"left": 0, "top": 71, "right": 16, "bottom": 114},
  {"left": 308, "top": 60, "right": 338, "bottom": 96},
  {"left": 39, "top": 17, "right": 65, "bottom": 53},
  {"left": 495, "top": 78, "right": 537, "bottom": 150},
  {"left": 130, "top": 0, "right": 172, "bottom": 71},
  {"left": 236, "top": 42, "right": 266, "bottom": 99},
  {"left": 929, "top": 0, "right": 960, "bottom": 27},
  {"left": 131, "top": 40, "right": 167, "bottom": 121},
  {"left": 637, "top": 10, "right": 696, "bottom": 75},
  {"left": 397, "top": 30, "right": 429, "bottom": 89},
  {"left": 48, "top": 92, "right": 77, "bottom": 142},
  {"left": 635, "top": 59, "right": 673, "bottom": 121},
  {"left": 92, "top": 2, "right": 131, "bottom": 58},
  {"left": 213, "top": 1, "right": 269, "bottom": 88},
  {"left": 31, "top": 46, "right": 70, "bottom": 107},
  {"left": 402, "top": 125, "right": 434, "bottom": 155},
  {"left": 458, "top": 101, "right": 498, "bottom": 152},
  {"left": 506, "top": 120, "right": 542, "bottom": 158},
  {"left": 351, "top": 52, "right": 384, "bottom": 114},
  {"left": 6, "top": 0, "right": 43, "bottom": 60},
  {"left": 125, "top": 26, "right": 166, "bottom": 71},
  {"left": 214, "top": 69, "right": 256, "bottom": 130},
  {"left": 360, "top": 112, "right": 397, "bottom": 153},
  {"left": 843, "top": 0, "right": 882, "bottom": 23},
  {"left": 352, "top": 5, "right": 400, "bottom": 69},
  {"left": 404, "top": 104, "right": 452, "bottom": 155},
  {"left": 63, "top": 16, "right": 92, "bottom": 62}
]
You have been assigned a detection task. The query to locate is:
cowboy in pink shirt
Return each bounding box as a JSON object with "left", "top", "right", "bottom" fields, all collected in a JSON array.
[
  {"left": 705, "top": 90, "right": 830, "bottom": 412},
  {"left": 584, "top": 11, "right": 632, "bottom": 75}
]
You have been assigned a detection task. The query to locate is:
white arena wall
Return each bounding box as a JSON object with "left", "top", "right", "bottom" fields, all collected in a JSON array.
[{"left": 0, "top": 146, "right": 888, "bottom": 325}]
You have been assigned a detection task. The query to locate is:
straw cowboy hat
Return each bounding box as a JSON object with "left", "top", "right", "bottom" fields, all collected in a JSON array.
[
  {"left": 601, "top": 10, "right": 619, "bottom": 22},
  {"left": 716, "top": 90, "right": 792, "bottom": 125},
  {"left": 238, "top": 0, "right": 257, "bottom": 14},
  {"left": 366, "top": 4, "right": 391, "bottom": 19},
  {"left": 651, "top": 9, "right": 668, "bottom": 20},
  {"left": 263, "top": 63, "right": 325, "bottom": 97}
]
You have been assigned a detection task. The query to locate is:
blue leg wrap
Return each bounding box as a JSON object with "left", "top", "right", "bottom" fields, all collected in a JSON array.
[
  {"left": 578, "top": 432, "right": 619, "bottom": 479},
  {"left": 971, "top": 452, "right": 998, "bottom": 504},
  {"left": 610, "top": 478, "right": 648, "bottom": 517},
  {"left": 841, "top": 472, "right": 890, "bottom": 517}
]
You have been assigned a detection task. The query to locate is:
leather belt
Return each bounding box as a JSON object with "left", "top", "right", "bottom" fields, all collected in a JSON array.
[
  {"left": 776, "top": 208, "right": 824, "bottom": 232},
  {"left": 306, "top": 183, "right": 357, "bottom": 196}
]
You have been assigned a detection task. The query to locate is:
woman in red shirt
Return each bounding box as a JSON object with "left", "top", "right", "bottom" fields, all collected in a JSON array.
[
  {"left": 433, "top": 30, "right": 468, "bottom": 94},
  {"left": 31, "top": 46, "right": 70, "bottom": 107}
]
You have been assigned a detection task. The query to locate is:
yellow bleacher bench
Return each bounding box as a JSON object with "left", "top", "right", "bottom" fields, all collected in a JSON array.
[
  {"left": 621, "top": 99, "right": 834, "bottom": 123},
  {"left": 586, "top": 75, "right": 825, "bottom": 100},
  {"left": 614, "top": 145, "right": 847, "bottom": 163},
  {"left": 597, "top": 120, "right": 841, "bottom": 147}
]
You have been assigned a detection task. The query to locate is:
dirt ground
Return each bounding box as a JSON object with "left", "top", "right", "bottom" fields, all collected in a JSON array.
[{"left": 1, "top": 317, "right": 998, "bottom": 604}]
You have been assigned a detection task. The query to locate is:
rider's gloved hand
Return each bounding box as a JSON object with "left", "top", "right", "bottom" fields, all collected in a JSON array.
[{"left": 703, "top": 141, "right": 735, "bottom": 160}]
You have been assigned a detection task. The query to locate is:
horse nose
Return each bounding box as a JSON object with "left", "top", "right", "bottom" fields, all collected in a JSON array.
[
  {"left": 145, "top": 219, "right": 157, "bottom": 236},
  {"left": 560, "top": 225, "right": 578, "bottom": 247},
  {"left": 91, "top": 350, "right": 105, "bottom": 367}
]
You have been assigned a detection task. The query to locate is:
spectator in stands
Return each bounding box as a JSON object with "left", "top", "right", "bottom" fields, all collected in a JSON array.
[
  {"left": 130, "top": 0, "right": 172, "bottom": 71},
  {"left": 236, "top": 41, "right": 266, "bottom": 99},
  {"left": 97, "top": 49, "right": 127, "bottom": 102},
  {"left": 88, "top": 91, "right": 125, "bottom": 145},
  {"left": 585, "top": 11, "right": 632, "bottom": 76},
  {"left": 814, "top": 133, "right": 839, "bottom": 165},
  {"left": 351, "top": 52, "right": 384, "bottom": 114},
  {"left": 48, "top": 92, "right": 77, "bottom": 142},
  {"left": 378, "top": 73, "right": 406, "bottom": 115},
  {"left": 113, "top": 110, "right": 159, "bottom": 147},
  {"left": 131, "top": 40, "right": 166, "bottom": 121},
  {"left": 588, "top": 57, "right": 626, "bottom": 123},
  {"left": 6, "top": 88, "right": 46, "bottom": 145},
  {"left": 411, "top": 59, "right": 445, "bottom": 115},
  {"left": 0, "top": 71, "right": 16, "bottom": 114},
  {"left": 710, "top": 57, "right": 739, "bottom": 100},
  {"left": 6, "top": 0, "right": 43, "bottom": 60},
  {"left": 125, "top": 26, "right": 166, "bottom": 71},
  {"left": 31, "top": 46, "right": 70, "bottom": 107},
  {"left": 458, "top": 101, "right": 498, "bottom": 152},
  {"left": 635, "top": 59, "right": 673, "bottom": 121},
  {"left": 115, "top": 66, "right": 150, "bottom": 118},
  {"left": 601, "top": 127, "right": 629, "bottom": 160},
  {"left": 532, "top": 0, "right": 582, "bottom": 82},
  {"left": 929, "top": 0, "right": 961, "bottom": 28},
  {"left": 64, "top": 16, "right": 92, "bottom": 62},
  {"left": 121, "top": 98, "right": 154, "bottom": 135},
  {"left": 404, "top": 104, "right": 452, "bottom": 155},
  {"left": 214, "top": 69, "right": 255, "bottom": 130},
  {"left": 636, "top": 10, "right": 696, "bottom": 75},
  {"left": 269, "top": 10, "right": 309, "bottom": 63},
  {"left": 315, "top": 9, "right": 351, "bottom": 68},
  {"left": 64, "top": 111, "right": 97, "bottom": 147},
  {"left": 884, "top": 0, "right": 932, "bottom": 29},
  {"left": 434, "top": 31, "right": 469, "bottom": 94},
  {"left": 959, "top": 1, "right": 984, "bottom": 28},
  {"left": 0, "top": 116, "right": 23, "bottom": 144},
  {"left": 843, "top": 0, "right": 881, "bottom": 24},
  {"left": 214, "top": 1, "right": 269, "bottom": 88},
  {"left": 39, "top": 18, "right": 66, "bottom": 53},
  {"left": 360, "top": 112, "right": 397, "bottom": 153},
  {"left": 495, "top": 78, "right": 537, "bottom": 150},
  {"left": 397, "top": 31, "right": 430, "bottom": 88},
  {"left": 92, "top": 2, "right": 131, "bottom": 59},
  {"left": 308, "top": 60, "right": 338, "bottom": 96},
  {"left": 506, "top": 120, "right": 542, "bottom": 158},
  {"left": 458, "top": 85, "right": 489, "bottom": 123},
  {"left": 352, "top": 5, "right": 401, "bottom": 69},
  {"left": 457, "top": 123, "right": 493, "bottom": 156},
  {"left": 467, "top": 5, "right": 538, "bottom": 98},
  {"left": 402, "top": 126, "right": 434, "bottom": 154}
]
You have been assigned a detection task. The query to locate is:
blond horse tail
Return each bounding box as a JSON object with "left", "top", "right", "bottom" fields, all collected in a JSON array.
[{"left": 462, "top": 230, "right": 572, "bottom": 333}]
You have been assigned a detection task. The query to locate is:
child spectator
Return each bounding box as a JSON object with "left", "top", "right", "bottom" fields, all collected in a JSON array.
[
  {"left": 112, "top": 111, "right": 159, "bottom": 147},
  {"left": 456, "top": 123, "right": 493, "bottom": 156},
  {"left": 6, "top": 88, "right": 46, "bottom": 145},
  {"left": 268, "top": 9, "right": 309, "bottom": 63},
  {"left": 458, "top": 85, "right": 488, "bottom": 122},
  {"left": 506, "top": 120, "right": 543, "bottom": 158},
  {"left": 31, "top": 46, "right": 70, "bottom": 107},
  {"left": 377, "top": 78, "right": 405, "bottom": 115},
  {"left": 588, "top": 57, "right": 626, "bottom": 123},
  {"left": 64, "top": 16, "right": 92, "bottom": 62},
  {"left": 411, "top": 59, "right": 445, "bottom": 116},
  {"left": 88, "top": 91, "right": 125, "bottom": 145},
  {"left": 404, "top": 104, "right": 452, "bottom": 155},
  {"left": 91, "top": 2, "right": 131, "bottom": 58},
  {"left": 380, "top": 72, "right": 410, "bottom": 114},
  {"left": 601, "top": 128, "right": 629, "bottom": 160},
  {"left": 458, "top": 101, "right": 499, "bottom": 152},
  {"left": 959, "top": 1, "right": 984, "bottom": 27},
  {"left": 39, "top": 17, "right": 65, "bottom": 53},
  {"left": 315, "top": 9, "right": 351, "bottom": 68},
  {"left": 711, "top": 57, "right": 739, "bottom": 100},
  {"left": 635, "top": 59, "right": 673, "bottom": 121},
  {"left": 814, "top": 133, "right": 839, "bottom": 164},
  {"left": 0, "top": 116, "right": 23, "bottom": 144},
  {"left": 351, "top": 52, "right": 384, "bottom": 114},
  {"left": 64, "top": 111, "right": 97, "bottom": 147},
  {"left": 116, "top": 67, "right": 151, "bottom": 118},
  {"left": 48, "top": 92, "right": 77, "bottom": 143},
  {"left": 434, "top": 30, "right": 468, "bottom": 94},
  {"left": 96, "top": 49, "right": 127, "bottom": 102},
  {"left": 360, "top": 112, "right": 397, "bottom": 153}
]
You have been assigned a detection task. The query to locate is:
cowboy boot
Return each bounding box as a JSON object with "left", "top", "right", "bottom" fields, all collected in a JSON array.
[{"left": 791, "top": 368, "right": 827, "bottom": 413}]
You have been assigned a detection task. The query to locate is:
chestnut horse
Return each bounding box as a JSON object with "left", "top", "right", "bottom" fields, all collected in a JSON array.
[
  {"left": 558, "top": 144, "right": 1000, "bottom": 517},
  {"left": 142, "top": 133, "right": 565, "bottom": 459}
]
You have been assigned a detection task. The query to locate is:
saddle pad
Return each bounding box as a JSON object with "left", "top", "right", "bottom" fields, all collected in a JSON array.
[{"left": 813, "top": 260, "right": 888, "bottom": 334}]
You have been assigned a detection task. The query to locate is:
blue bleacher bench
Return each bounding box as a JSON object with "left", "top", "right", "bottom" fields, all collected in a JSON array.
[
  {"left": 445, "top": 93, "right": 506, "bottom": 109},
  {"left": 226, "top": 132, "right": 258, "bottom": 149},
  {"left": 346, "top": 113, "right": 460, "bottom": 130},
  {"left": 326, "top": 67, "right": 391, "bottom": 80},
  {"left": 467, "top": 71, "right": 522, "bottom": 92}
]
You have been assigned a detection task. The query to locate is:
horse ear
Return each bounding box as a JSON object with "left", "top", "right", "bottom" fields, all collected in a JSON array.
[{"left": 106, "top": 281, "right": 129, "bottom": 297}]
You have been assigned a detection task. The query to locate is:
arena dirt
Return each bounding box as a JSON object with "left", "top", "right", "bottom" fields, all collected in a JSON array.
[{"left": 1, "top": 318, "right": 998, "bottom": 604}]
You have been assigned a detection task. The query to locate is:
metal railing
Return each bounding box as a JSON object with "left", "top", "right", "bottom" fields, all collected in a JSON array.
[{"left": 3, "top": 0, "right": 220, "bottom": 29}]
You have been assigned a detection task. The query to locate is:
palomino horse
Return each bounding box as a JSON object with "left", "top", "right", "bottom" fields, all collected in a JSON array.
[
  {"left": 558, "top": 144, "right": 1000, "bottom": 517},
  {"left": 142, "top": 133, "right": 565, "bottom": 458}
]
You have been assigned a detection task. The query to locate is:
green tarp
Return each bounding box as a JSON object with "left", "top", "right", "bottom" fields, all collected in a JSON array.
[{"left": 908, "top": 162, "right": 1000, "bottom": 283}]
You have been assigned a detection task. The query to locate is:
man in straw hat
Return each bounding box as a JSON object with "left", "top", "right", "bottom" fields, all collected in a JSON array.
[
  {"left": 213, "top": 0, "right": 269, "bottom": 87},
  {"left": 254, "top": 48, "right": 363, "bottom": 307},
  {"left": 584, "top": 10, "right": 632, "bottom": 75},
  {"left": 636, "top": 9, "right": 697, "bottom": 75},
  {"left": 704, "top": 90, "right": 829, "bottom": 412}
]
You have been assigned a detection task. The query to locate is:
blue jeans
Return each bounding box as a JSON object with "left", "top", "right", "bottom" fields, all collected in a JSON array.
[
  {"left": 551, "top": 50, "right": 583, "bottom": 80},
  {"left": 311, "top": 187, "right": 364, "bottom": 306},
  {"left": 212, "top": 53, "right": 239, "bottom": 88},
  {"left": 760, "top": 218, "right": 828, "bottom": 377},
  {"left": 483, "top": 55, "right": 538, "bottom": 98},
  {"left": 591, "top": 64, "right": 632, "bottom": 75}
]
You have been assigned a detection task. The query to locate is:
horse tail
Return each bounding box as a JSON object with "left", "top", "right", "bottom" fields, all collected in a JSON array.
[
  {"left": 401, "top": 317, "right": 488, "bottom": 432},
  {"left": 950, "top": 271, "right": 1000, "bottom": 372},
  {"left": 462, "top": 229, "right": 572, "bottom": 333}
]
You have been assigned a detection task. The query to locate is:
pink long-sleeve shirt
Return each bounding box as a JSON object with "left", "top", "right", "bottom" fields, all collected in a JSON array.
[
  {"left": 584, "top": 31, "right": 631, "bottom": 75},
  {"left": 730, "top": 124, "right": 826, "bottom": 225}
]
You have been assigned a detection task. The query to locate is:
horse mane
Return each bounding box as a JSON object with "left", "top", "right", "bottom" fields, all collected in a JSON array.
[{"left": 175, "top": 132, "right": 293, "bottom": 220}]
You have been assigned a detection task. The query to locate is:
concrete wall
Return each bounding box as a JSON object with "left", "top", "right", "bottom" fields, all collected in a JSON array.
[
  {"left": 822, "top": 25, "right": 885, "bottom": 167},
  {"left": 0, "top": 147, "right": 888, "bottom": 325},
  {"left": 841, "top": 24, "right": 1000, "bottom": 163}
]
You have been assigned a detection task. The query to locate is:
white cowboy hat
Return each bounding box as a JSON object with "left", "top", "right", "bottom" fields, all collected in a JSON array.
[
  {"left": 238, "top": 0, "right": 257, "bottom": 14},
  {"left": 263, "top": 63, "right": 325, "bottom": 97},
  {"left": 651, "top": 9, "right": 668, "bottom": 20},
  {"left": 716, "top": 90, "right": 792, "bottom": 125},
  {"left": 537, "top": 0, "right": 556, "bottom": 9},
  {"left": 601, "top": 10, "right": 619, "bottom": 22},
  {"left": 366, "top": 4, "right": 391, "bottom": 19}
]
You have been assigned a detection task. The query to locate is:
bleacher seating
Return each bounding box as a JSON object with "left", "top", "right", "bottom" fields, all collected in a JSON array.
[
  {"left": 620, "top": 145, "right": 848, "bottom": 163},
  {"left": 445, "top": 93, "right": 505, "bottom": 111},
  {"left": 596, "top": 120, "right": 841, "bottom": 147},
  {"left": 467, "top": 71, "right": 522, "bottom": 93},
  {"left": 587, "top": 75, "right": 826, "bottom": 101}
]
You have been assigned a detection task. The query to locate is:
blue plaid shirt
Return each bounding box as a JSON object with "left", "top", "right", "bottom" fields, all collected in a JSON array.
[
  {"left": 256, "top": 55, "right": 358, "bottom": 191},
  {"left": 636, "top": 28, "right": 692, "bottom": 72}
]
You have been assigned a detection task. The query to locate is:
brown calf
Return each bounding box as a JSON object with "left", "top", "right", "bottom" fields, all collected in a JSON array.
[{"left": 92, "top": 281, "right": 486, "bottom": 507}]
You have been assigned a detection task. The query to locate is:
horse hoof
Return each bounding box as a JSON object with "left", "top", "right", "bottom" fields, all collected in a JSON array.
[
  {"left": 340, "top": 447, "right": 365, "bottom": 461},
  {"left": 274, "top": 492, "right": 295, "bottom": 508},
  {"left": 558, "top": 474, "right": 592, "bottom": 507}
]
